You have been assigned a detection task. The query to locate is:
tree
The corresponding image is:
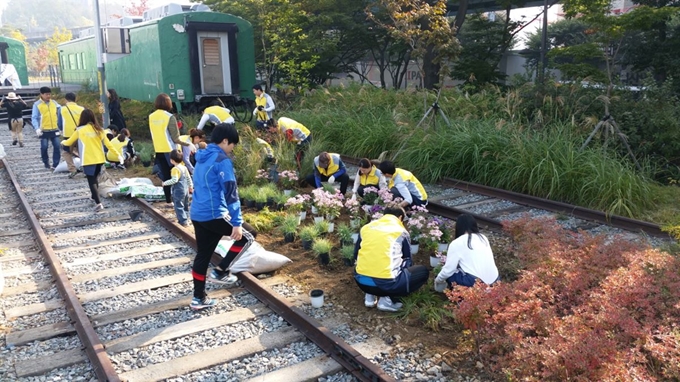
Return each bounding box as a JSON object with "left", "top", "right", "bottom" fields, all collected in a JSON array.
[
  {"left": 125, "top": 0, "right": 150, "bottom": 16},
  {"left": 45, "top": 27, "right": 72, "bottom": 65}
]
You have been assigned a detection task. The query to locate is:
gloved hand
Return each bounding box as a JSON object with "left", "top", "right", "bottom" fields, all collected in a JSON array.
[
  {"left": 257, "top": 105, "right": 264, "bottom": 111},
  {"left": 118, "top": 155, "right": 125, "bottom": 165},
  {"left": 328, "top": 175, "right": 336, "bottom": 184},
  {"left": 350, "top": 194, "right": 357, "bottom": 202},
  {"left": 434, "top": 278, "right": 448, "bottom": 293},
  {"left": 252, "top": 108, "right": 258, "bottom": 116},
  {"left": 55, "top": 130, "right": 61, "bottom": 136},
  {"left": 35, "top": 129, "right": 42, "bottom": 137},
  {"left": 188, "top": 142, "right": 197, "bottom": 153}
]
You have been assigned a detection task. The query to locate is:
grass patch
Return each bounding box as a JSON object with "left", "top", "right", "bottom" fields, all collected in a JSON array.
[{"left": 394, "top": 283, "right": 454, "bottom": 331}]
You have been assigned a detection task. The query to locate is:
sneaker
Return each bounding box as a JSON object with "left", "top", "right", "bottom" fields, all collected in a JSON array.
[
  {"left": 377, "top": 296, "right": 403, "bottom": 312},
  {"left": 68, "top": 171, "right": 78, "bottom": 178},
  {"left": 94, "top": 203, "right": 104, "bottom": 212},
  {"left": 12, "top": 140, "right": 17, "bottom": 146},
  {"left": 19, "top": 142, "right": 23, "bottom": 147},
  {"left": 209, "top": 269, "right": 238, "bottom": 285},
  {"left": 190, "top": 296, "right": 216, "bottom": 310},
  {"left": 364, "top": 294, "right": 378, "bottom": 308},
  {"left": 44, "top": 163, "right": 51, "bottom": 169}
]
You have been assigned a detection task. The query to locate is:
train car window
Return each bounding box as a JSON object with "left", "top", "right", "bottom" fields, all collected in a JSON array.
[
  {"left": 76, "top": 53, "right": 82, "bottom": 69},
  {"left": 81, "top": 53, "right": 86, "bottom": 69},
  {"left": 69, "top": 54, "right": 76, "bottom": 70},
  {"left": 203, "top": 39, "right": 220, "bottom": 66}
]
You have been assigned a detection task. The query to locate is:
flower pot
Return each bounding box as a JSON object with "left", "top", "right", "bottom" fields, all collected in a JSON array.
[
  {"left": 284, "top": 232, "right": 295, "bottom": 243},
  {"left": 311, "top": 206, "right": 319, "bottom": 215},
  {"left": 350, "top": 219, "right": 360, "bottom": 229},
  {"left": 341, "top": 239, "right": 354, "bottom": 247},
  {"left": 310, "top": 289, "right": 324, "bottom": 308},
  {"left": 246, "top": 200, "right": 256, "bottom": 208},
  {"left": 267, "top": 197, "right": 276, "bottom": 207},
  {"left": 255, "top": 201, "right": 266, "bottom": 211},
  {"left": 438, "top": 243, "right": 449, "bottom": 253},
  {"left": 343, "top": 257, "right": 354, "bottom": 266},
  {"left": 302, "top": 239, "right": 313, "bottom": 250},
  {"left": 327, "top": 222, "right": 335, "bottom": 233},
  {"left": 142, "top": 160, "right": 151, "bottom": 167},
  {"left": 299, "top": 211, "right": 307, "bottom": 220},
  {"left": 410, "top": 243, "right": 420, "bottom": 255},
  {"left": 318, "top": 252, "right": 330, "bottom": 265},
  {"left": 283, "top": 189, "right": 292, "bottom": 196},
  {"left": 430, "top": 255, "right": 440, "bottom": 267},
  {"left": 351, "top": 233, "right": 359, "bottom": 244},
  {"left": 325, "top": 214, "right": 336, "bottom": 221},
  {"left": 313, "top": 216, "right": 325, "bottom": 224}
]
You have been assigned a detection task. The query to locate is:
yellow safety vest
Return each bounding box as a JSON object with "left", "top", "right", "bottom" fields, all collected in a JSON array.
[
  {"left": 106, "top": 137, "right": 129, "bottom": 162},
  {"left": 278, "top": 117, "right": 310, "bottom": 143},
  {"left": 60, "top": 102, "right": 84, "bottom": 138},
  {"left": 36, "top": 100, "right": 59, "bottom": 131},
  {"left": 359, "top": 166, "right": 381, "bottom": 186},
  {"left": 149, "top": 109, "right": 174, "bottom": 153},
  {"left": 61, "top": 123, "right": 121, "bottom": 166},
  {"left": 255, "top": 95, "right": 268, "bottom": 121},
  {"left": 176, "top": 135, "right": 191, "bottom": 151},
  {"left": 315, "top": 153, "right": 341, "bottom": 176},
  {"left": 256, "top": 138, "right": 273, "bottom": 157},
  {"left": 356, "top": 214, "right": 408, "bottom": 279},
  {"left": 388, "top": 168, "right": 428, "bottom": 201},
  {"left": 204, "top": 106, "right": 232, "bottom": 122}
]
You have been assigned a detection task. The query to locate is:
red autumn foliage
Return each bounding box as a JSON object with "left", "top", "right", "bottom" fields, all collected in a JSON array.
[{"left": 448, "top": 216, "right": 680, "bottom": 381}]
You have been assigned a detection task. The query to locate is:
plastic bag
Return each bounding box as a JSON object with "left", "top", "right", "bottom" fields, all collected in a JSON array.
[
  {"left": 53, "top": 157, "right": 82, "bottom": 173},
  {"left": 0, "top": 143, "right": 5, "bottom": 160},
  {"left": 117, "top": 177, "right": 154, "bottom": 195},
  {"left": 214, "top": 240, "right": 292, "bottom": 274},
  {"left": 129, "top": 184, "right": 166, "bottom": 201}
]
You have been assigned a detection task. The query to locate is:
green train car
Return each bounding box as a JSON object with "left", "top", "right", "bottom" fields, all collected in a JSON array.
[
  {"left": 0, "top": 35, "right": 29, "bottom": 88},
  {"left": 59, "top": 6, "right": 256, "bottom": 115}
]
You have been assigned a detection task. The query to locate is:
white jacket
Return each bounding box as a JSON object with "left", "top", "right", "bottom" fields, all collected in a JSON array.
[{"left": 436, "top": 233, "right": 498, "bottom": 285}]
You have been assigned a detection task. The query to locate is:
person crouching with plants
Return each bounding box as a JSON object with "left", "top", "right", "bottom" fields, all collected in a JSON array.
[
  {"left": 434, "top": 214, "right": 499, "bottom": 292},
  {"left": 350, "top": 158, "right": 387, "bottom": 201},
  {"left": 378, "top": 160, "right": 428, "bottom": 208},
  {"left": 353, "top": 207, "right": 429, "bottom": 312},
  {"left": 305, "top": 152, "right": 350, "bottom": 196},
  {"left": 162, "top": 150, "right": 193, "bottom": 227}
]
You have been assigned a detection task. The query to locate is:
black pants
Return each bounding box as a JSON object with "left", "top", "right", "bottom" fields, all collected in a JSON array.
[
  {"left": 295, "top": 136, "right": 311, "bottom": 170},
  {"left": 191, "top": 219, "right": 257, "bottom": 299},
  {"left": 356, "top": 265, "right": 429, "bottom": 299},
  {"left": 389, "top": 187, "right": 427, "bottom": 207},
  {"left": 155, "top": 153, "right": 173, "bottom": 203},
  {"left": 356, "top": 184, "right": 379, "bottom": 197},
  {"left": 305, "top": 172, "right": 350, "bottom": 195},
  {"left": 86, "top": 164, "right": 103, "bottom": 204}
]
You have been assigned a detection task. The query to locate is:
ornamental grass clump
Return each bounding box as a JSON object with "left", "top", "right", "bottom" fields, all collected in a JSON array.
[{"left": 448, "top": 215, "right": 680, "bottom": 380}]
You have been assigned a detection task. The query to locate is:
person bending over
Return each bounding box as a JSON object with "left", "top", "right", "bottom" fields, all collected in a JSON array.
[
  {"left": 350, "top": 158, "right": 387, "bottom": 200},
  {"left": 189, "top": 123, "right": 258, "bottom": 310},
  {"left": 305, "top": 152, "right": 350, "bottom": 195},
  {"left": 353, "top": 207, "right": 429, "bottom": 312},
  {"left": 196, "top": 99, "right": 235, "bottom": 131},
  {"left": 434, "top": 214, "right": 499, "bottom": 292},
  {"left": 266, "top": 117, "right": 311, "bottom": 169},
  {"left": 378, "top": 161, "right": 428, "bottom": 208}
]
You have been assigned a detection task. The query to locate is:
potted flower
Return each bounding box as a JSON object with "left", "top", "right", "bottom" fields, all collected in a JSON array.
[
  {"left": 285, "top": 194, "right": 310, "bottom": 221},
  {"left": 312, "top": 238, "right": 333, "bottom": 265},
  {"left": 279, "top": 214, "right": 299, "bottom": 243},
  {"left": 279, "top": 170, "right": 298, "bottom": 194},
  {"left": 376, "top": 187, "right": 394, "bottom": 206},
  {"left": 312, "top": 188, "right": 343, "bottom": 221},
  {"left": 419, "top": 218, "right": 444, "bottom": 256},
  {"left": 336, "top": 223, "right": 353, "bottom": 246},
  {"left": 437, "top": 218, "right": 454, "bottom": 252},
  {"left": 340, "top": 245, "right": 355, "bottom": 267},
  {"left": 299, "top": 225, "right": 319, "bottom": 250},
  {"left": 254, "top": 169, "right": 270, "bottom": 185},
  {"left": 361, "top": 186, "right": 379, "bottom": 206},
  {"left": 344, "top": 198, "right": 361, "bottom": 228}
]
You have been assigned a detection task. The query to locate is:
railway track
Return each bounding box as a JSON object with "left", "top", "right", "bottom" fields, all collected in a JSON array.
[
  {"left": 0, "top": 136, "right": 397, "bottom": 381},
  {"left": 340, "top": 156, "right": 671, "bottom": 244}
]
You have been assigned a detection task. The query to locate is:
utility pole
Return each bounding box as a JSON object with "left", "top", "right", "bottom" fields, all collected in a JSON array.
[
  {"left": 539, "top": 0, "right": 549, "bottom": 84},
  {"left": 93, "top": 0, "right": 110, "bottom": 127}
]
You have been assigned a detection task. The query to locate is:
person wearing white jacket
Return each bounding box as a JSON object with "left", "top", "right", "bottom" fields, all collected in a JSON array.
[{"left": 434, "top": 214, "right": 499, "bottom": 292}]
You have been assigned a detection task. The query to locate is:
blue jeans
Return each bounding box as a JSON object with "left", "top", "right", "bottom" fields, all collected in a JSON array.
[
  {"left": 172, "top": 174, "right": 189, "bottom": 225},
  {"left": 40, "top": 130, "right": 61, "bottom": 168}
]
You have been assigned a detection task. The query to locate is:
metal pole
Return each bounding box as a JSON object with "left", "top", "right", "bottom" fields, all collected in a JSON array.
[
  {"left": 94, "top": 0, "right": 110, "bottom": 128},
  {"left": 539, "top": 0, "right": 548, "bottom": 83}
]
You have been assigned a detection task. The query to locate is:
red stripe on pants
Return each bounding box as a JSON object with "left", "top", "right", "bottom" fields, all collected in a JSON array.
[{"left": 192, "top": 269, "right": 206, "bottom": 281}]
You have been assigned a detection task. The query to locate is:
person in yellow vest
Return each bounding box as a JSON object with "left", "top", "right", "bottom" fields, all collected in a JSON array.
[
  {"left": 252, "top": 84, "right": 275, "bottom": 130},
  {"left": 378, "top": 161, "right": 428, "bottom": 208},
  {"left": 353, "top": 207, "right": 429, "bottom": 312},
  {"left": 149, "top": 93, "right": 194, "bottom": 204},
  {"left": 106, "top": 128, "right": 135, "bottom": 169},
  {"left": 266, "top": 117, "right": 311, "bottom": 169},
  {"left": 31, "top": 86, "right": 63, "bottom": 170},
  {"left": 196, "top": 99, "right": 235, "bottom": 131},
  {"left": 350, "top": 158, "right": 387, "bottom": 200},
  {"left": 304, "top": 152, "right": 350, "bottom": 195},
  {"left": 61, "top": 109, "right": 123, "bottom": 212},
  {"left": 60, "top": 92, "right": 85, "bottom": 178},
  {"left": 176, "top": 133, "right": 196, "bottom": 174}
]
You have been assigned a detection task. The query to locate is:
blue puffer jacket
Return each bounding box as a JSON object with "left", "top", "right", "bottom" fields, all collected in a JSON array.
[{"left": 190, "top": 143, "right": 243, "bottom": 226}]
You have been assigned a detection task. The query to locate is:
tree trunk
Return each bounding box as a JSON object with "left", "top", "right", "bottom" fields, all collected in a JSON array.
[{"left": 423, "top": 44, "right": 439, "bottom": 89}]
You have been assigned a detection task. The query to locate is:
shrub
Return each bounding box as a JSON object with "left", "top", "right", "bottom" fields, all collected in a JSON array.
[
  {"left": 448, "top": 216, "right": 680, "bottom": 380},
  {"left": 299, "top": 225, "right": 320, "bottom": 242},
  {"left": 340, "top": 245, "right": 355, "bottom": 262},
  {"left": 279, "top": 214, "right": 299, "bottom": 236},
  {"left": 336, "top": 223, "right": 353, "bottom": 244},
  {"left": 312, "top": 238, "right": 332, "bottom": 255}
]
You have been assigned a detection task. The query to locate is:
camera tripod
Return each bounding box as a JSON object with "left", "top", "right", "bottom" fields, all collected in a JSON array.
[
  {"left": 580, "top": 114, "right": 642, "bottom": 172},
  {"left": 392, "top": 88, "right": 451, "bottom": 159}
]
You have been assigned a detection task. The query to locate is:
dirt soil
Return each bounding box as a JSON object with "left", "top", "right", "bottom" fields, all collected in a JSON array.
[{"left": 113, "top": 166, "right": 517, "bottom": 380}]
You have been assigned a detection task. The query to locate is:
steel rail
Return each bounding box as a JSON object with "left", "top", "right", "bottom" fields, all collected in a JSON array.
[
  {"left": 132, "top": 199, "right": 396, "bottom": 382},
  {"left": 2, "top": 158, "right": 121, "bottom": 382},
  {"left": 441, "top": 178, "right": 667, "bottom": 237}
]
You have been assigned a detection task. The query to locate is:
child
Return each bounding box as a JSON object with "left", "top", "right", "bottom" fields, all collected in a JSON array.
[
  {"left": 162, "top": 150, "right": 193, "bottom": 226},
  {"left": 106, "top": 128, "right": 136, "bottom": 169}
]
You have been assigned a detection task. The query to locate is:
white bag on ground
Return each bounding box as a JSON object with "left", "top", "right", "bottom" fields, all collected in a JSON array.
[
  {"left": 0, "top": 144, "right": 5, "bottom": 160},
  {"left": 54, "top": 157, "right": 82, "bottom": 173},
  {"left": 215, "top": 240, "right": 292, "bottom": 274},
  {"left": 117, "top": 177, "right": 154, "bottom": 195},
  {"left": 129, "top": 184, "right": 166, "bottom": 201}
]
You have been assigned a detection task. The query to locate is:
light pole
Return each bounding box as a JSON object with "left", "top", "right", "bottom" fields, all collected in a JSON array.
[
  {"left": 93, "top": 0, "right": 110, "bottom": 127},
  {"left": 539, "top": 0, "right": 548, "bottom": 83}
]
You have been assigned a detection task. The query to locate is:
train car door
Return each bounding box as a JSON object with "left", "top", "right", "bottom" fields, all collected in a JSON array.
[{"left": 197, "top": 32, "right": 232, "bottom": 94}]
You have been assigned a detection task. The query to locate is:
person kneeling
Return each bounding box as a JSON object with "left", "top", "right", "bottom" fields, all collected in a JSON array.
[
  {"left": 305, "top": 151, "right": 350, "bottom": 195},
  {"left": 434, "top": 214, "right": 499, "bottom": 292},
  {"left": 353, "top": 207, "right": 429, "bottom": 312},
  {"left": 378, "top": 161, "right": 428, "bottom": 208}
]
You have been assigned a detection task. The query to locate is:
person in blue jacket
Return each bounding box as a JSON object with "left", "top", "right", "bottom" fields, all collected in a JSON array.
[
  {"left": 189, "top": 123, "right": 257, "bottom": 310},
  {"left": 304, "top": 152, "right": 350, "bottom": 195}
]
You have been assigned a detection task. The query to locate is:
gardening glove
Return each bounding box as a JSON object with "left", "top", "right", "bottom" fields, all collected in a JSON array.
[
  {"left": 257, "top": 105, "right": 264, "bottom": 111},
  {"left": 350, "top": 194, "right": 357, "bottom": 202},
  {"left": 188, "top": 142, "right": 197, "bottom": 153},
  {"left": 252, "top": 108, "right": 258, "bottom": 116},
  {"left": 35, "top": 129, "right": 42, "bottom": 137},
  {"left": 434, "top": 278, "right": 447, "bottom": 293},
  {"left": 328, "top": 175, "right": 336, "bottom": 184},
  {"left": 118, "top": 155, "right": 125, "bottom": 165}
]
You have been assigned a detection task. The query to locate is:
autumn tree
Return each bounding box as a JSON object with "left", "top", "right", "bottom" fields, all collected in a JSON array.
[
  {"left": 125, "top": 0, "right": 150, "bottom": 16},
  {"left": 44, "top": 27, "right": 72, "bottom": 65}
]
